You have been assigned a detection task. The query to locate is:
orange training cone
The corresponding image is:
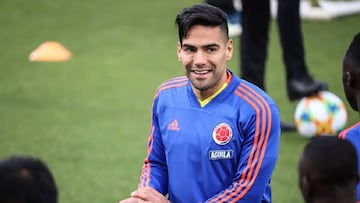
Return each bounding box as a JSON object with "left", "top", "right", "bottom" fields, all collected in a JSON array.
[{"left": 29, "top": 41, "right": 72, "bottom": 62}]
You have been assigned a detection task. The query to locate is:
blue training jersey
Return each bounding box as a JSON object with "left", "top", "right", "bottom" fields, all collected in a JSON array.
[
  {"left": 339, "top": 121, "right": 360, "bottom": 202},
  {"left": 138, "top": 70, "right": 281, "bottom": 203}
]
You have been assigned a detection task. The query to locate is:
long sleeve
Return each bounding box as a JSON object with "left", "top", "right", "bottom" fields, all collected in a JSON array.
[{"left": 138, "top": 95, "right": 168, "bottom": 195}]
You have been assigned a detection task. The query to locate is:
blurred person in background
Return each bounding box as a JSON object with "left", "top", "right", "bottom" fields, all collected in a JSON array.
[
  {"left": 298, "top": 136, "right": 359, "bottom": 203},
  {"left": 0, "top": 155, "right": 58, "bottom": 203},
  {"left": 338, "top": 32, "right": 360, "bottom": 202}
]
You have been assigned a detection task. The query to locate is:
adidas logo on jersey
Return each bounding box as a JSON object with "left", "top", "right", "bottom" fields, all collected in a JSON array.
[{"left": 168, "top": 119, "right": 180, "bottom": 131}]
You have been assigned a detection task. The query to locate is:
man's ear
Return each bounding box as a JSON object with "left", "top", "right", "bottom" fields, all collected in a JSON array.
[
  {"left": 177, "top": 42, "right": 182, "bottom": 62},
  {"left": 345, "top": 71, "right": 353, "bottom": 87},
  {"left": 226, "top": 39, "right": 233, "bottom": 61}
]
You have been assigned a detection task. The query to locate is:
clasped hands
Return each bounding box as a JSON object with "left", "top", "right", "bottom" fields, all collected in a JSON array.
[{"left": 119, "top": 187, "right": 170, "bottom": 203}]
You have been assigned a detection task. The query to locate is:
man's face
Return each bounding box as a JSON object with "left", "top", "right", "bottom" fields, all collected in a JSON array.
[{"left": 177, "top": 25, "right": 233, "bottom": 99}]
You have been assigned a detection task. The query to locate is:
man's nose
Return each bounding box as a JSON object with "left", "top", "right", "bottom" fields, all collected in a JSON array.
[{"left": 194, "top": 51, "right": 206, "bottom": 65}]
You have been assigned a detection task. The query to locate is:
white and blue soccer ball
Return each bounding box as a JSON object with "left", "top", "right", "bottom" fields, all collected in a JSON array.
[{"left": 294, "top": 91, "right": 347, "bottom": 138}]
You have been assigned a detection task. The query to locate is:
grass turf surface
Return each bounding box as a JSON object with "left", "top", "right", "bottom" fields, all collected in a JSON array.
[{"left": 0, "top": 0, "right": 359, "bottom": 202}]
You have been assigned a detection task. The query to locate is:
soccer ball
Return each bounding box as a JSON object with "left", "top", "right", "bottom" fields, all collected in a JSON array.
[{"left": 294, "top": 91, "right": 347, "bottom": 138}]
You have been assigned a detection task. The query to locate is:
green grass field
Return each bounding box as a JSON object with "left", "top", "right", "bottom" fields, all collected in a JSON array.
[{"left": 0, "top": 0, "right": 359, "bottom": 202}]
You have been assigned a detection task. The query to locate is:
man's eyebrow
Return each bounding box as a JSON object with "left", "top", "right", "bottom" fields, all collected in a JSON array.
[
  {"left": 182, "top": 43, "right": 220, "bottom": 48},
  {"left": 203, "top": 43, "right": 220, "bottom": 48},
  {"left": 182, "top": 43, "right": 196, "bottom": 48}
]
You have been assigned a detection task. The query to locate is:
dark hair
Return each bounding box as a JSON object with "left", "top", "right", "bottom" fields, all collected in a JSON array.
[
  {"left": 0, "top": 156, "right": 58, "bottom": 203},
  {"left": 302, "top": 136, "right": 358, "bottom": 185},
  {"left": 175, "top": 3, "right": 229, "bottom": 45},
  {"left": 343, "top": 32, "right": 360, "bottom": 74}
]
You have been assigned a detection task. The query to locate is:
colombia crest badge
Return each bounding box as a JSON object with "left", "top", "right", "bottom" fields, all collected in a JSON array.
[{"left": 212, "top": 123, "right": 233, "bottom": 145}]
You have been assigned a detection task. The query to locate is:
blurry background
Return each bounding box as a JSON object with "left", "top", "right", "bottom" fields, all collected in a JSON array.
[{"left": 0, "top": 0, "right": 359, "bottom": 202}]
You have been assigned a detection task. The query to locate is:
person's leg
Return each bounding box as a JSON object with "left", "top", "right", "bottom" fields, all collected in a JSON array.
[
  {"left": 277, "top": 0, "right": 308, "bottom": 80},
  {"left": 277, "top": 0, "right": 327, "bottom": 100},
  {"left": 240, "top": 0, "right": 270, "bottom": 90},
  {"left": 240, "top": 0, "right": 297, "bottom": 132}
]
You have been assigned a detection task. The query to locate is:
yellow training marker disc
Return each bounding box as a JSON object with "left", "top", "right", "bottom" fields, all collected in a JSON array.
[{"left": 29, "top": 41, "right": 72, "bottom": 62}]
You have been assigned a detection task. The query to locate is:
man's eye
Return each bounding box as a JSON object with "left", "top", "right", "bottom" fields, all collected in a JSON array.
[
  {"left": 207, "top": 48, "right": 217, "bottom": 53},
  {"left": 184, "top": 47, "right": 195, "bottom": 53}
]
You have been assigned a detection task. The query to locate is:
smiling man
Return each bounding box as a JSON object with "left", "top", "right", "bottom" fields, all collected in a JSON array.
[{"left": 119, "top": 3, "right": 281, "bottom": 203}]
